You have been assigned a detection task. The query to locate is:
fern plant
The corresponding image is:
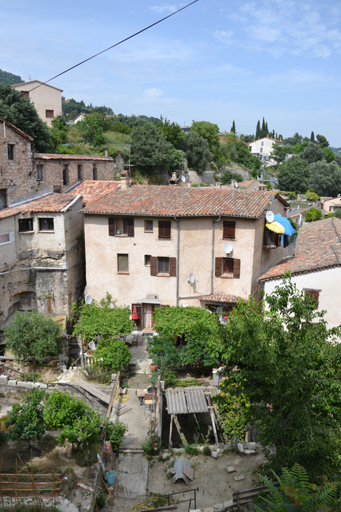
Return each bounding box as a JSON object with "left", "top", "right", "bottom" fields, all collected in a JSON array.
[{"left": 254, "top": 464, "right": 340, "bottom": 512}]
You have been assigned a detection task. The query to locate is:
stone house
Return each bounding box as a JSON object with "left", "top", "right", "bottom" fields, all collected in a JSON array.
[
  {"left": 0, "top": 193, "right": 84, "bottom": 328},
  {"left": 11, "top": 80, "right": 63, "bottom": 127},
  {"left": 238, "top": 180, "right": 267, "bottom": 191},
  {"left": 320, "top": 196, "right": 341, "bottom": 215},
  {"left": 248, "top": 135, "right": 283, "bottom": 165},
  {"left": 0, "top": 116, "right": 53, "bottom": 208},
  {"left": 81, "top": 176, "right": 291, "bottom": 329},
  {"left": 259, "top": 217, "right": 341, "bottom": 330}
]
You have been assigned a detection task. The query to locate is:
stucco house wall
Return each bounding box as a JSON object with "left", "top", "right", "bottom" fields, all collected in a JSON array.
[{"left": 12, "top": 81, "right": 63, "bottom": 127}]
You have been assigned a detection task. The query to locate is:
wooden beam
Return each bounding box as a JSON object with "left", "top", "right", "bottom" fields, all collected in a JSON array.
[
  {"left": 174, "top": 415, "right": 187, "bottom": 446},
  {"left": 207, "top": 394, "right": 219, "bottom": 447},
  {"left": 169, "top": 414, "right": 174, "bottom": 449}
]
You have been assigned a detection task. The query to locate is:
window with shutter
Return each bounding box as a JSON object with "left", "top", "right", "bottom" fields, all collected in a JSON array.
[
  {"left": 169, "top": 257, "right": 176, "bottom": 276},
  {"left": 223, "top": 258, "right": 234, "bottom": 274},
  {"left": 158, "top": 257, "right": 169, "bottom": 274},
  {"left": 108, "top": 218, "right": 115, "bottom": 236},
  {"left": 150, "top": 257, "right": 157, "bottom": 276},
  {"left": 304, "top": 289, "right": 320, "bottom": 310},
  {"left": 159, "top": 220, "right": 171, "bottom": 239},
  {"left": 223, "top": 221, "right": 235, "bottom": 239}
]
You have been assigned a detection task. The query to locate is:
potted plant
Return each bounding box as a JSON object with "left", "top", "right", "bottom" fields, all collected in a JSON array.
[
  {"left": 129, "top": 362, "right": 137, "bottom": 372},
  {"left": 149, "top": 362, "right": 157, "bottom": 372}
]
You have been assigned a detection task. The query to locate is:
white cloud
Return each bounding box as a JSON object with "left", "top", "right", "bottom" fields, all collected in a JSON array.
[
  {"left": 214, "top": 30, "right": 234, "bottom": 44},
  {"left": 144, "top": 88, "right": 164, "bottom": 99},
  {"left": 149, "top": 4, "right": 177, "bottom": 13}
]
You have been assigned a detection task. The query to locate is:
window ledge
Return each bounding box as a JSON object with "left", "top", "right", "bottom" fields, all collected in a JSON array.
[
  {"left": 115, "top": 233, "right": 128, "bottom": 237},
  {"left": 221, "top": 273, "right": 234, "bottom": 278},
  {"left": 39, "top": 230, "right": 55, "bottom": 233},
  {"left": 157, "top": 273, "right": 170, "bottom": 277},
  {"left": 19, "top": 231, "right": 34, "bottom": 235},
  {"left": 144, "top": 230, "right": 153, "bottom": 233},
  {"left": 118, "top": 271, "right": 129, "bottom": 274}
]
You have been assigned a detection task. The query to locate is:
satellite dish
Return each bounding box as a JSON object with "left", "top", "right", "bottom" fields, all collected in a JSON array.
[
  {"left": 188, "top": 272, "right": 195, "bottom": 284},
  {"left": 223, "top": 242, "right": 233, "bottom": 254},
  {"left": 234, "top": 181, "right": 239, "bottom": 188},
  {"left": 266, "top": 211, "right": 274, "bottom": 223},
  {"left": 181, "top": 176, "right": 186, "bottom": 183},
  {"left": 85, "top": 295, "right": 92, "bottom": 305}
]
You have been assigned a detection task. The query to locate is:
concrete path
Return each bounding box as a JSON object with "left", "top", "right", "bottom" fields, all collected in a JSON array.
[
  {"left": 129, "top": 343, "right": 151, "bottom": 374},
  {"left": 110, "top": 388, "right": 151, "bottom": 449},
  {"left": 115, "top": 453, "right": 148, "bottom": 499}
]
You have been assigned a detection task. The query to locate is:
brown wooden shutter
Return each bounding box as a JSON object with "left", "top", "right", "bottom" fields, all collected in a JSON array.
[
  {"left": 308, "top": 290, "right": 319, "bottom": 309},
  {"left": 223, "top": 221, "right": 235, "bottom": 239},
  {"left": 215, "top": 257, "right": 222, "bottom": 277},
  {"left": 159, "top": 220, "right": 171, "bottom": 239},
  {"left": 169, "top": 257, "right": 176, "bottom": 276},
  {"left": 108, "top": 217, "right": 115, "bottom": 236},
  {"left": 165, "top": 221, "right": 171, "bottom": 239},
  {"left": 126, "top": 218, "right": 134, "bottom": 237},
  {"left": 150, "top": 257, "right": 157, "bottom": 276},
  {"left": 233, "top": 259, "right": 241, "bottom": 279}
]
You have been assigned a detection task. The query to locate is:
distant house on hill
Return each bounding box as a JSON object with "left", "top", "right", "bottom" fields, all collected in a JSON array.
[
  {"left": 11, "top": 80, "right": 63, "bottom": 127},
  {"left": 70, "top": 112, "right": 89, "bottom": 124},
  {"left": 248, "top": 135, "right": 283, "bottom": 165},
  {"left": 238, "top": 180, "right": 267, "bottom": 191}
]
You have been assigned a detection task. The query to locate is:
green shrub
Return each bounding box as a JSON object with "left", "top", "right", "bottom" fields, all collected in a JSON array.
[
  {"left": 75, "top": 444, "right": 99, "bottom": 466},
  {"left": 183, "top": 444, "right": 199, "bottom": 456},
  {"left": 104, "top": 421, "right": 128, "bottom": 450},
  {"left": 305, "top": 206, "right": 322, "bottom": 222},
  {"left": 81, "top": 365, "right": 112, "bottom": 384},
  {"left": 203, "top": 445, "right": 211, "bottom": 456}
]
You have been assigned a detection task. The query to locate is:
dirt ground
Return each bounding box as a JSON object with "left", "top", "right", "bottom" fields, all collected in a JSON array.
[{"left": 111, "top": 448, "right": 267, "bottom": 511}]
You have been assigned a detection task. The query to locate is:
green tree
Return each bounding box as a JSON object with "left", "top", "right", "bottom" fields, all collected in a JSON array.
[
  {"left": 130, "top": 123, "right": 173, "bottom": 173},
  {"left": 239, "top": 134, "right": 254, "bottom": 143},
  {"left": 272, "top": 144, "right": 290, "bottom": 166},
  {"left": 310, "top": 130, "right": 315, "bottom": 142},
  {"left": 256, "top": 120, "right": 261, "bottom": 139},
  {"left": 49, "top": 117, "right": 69, "bottom": 151},
  {"left": 221, "top": 170, "right": 243, "bottom": 185},
  {"left": 283, "top": 133, "right": 304, "bottom": 147},
  {"left": 44, "top": 390, "right": 102, "bottom": 449},
  {"left": 335, "top": 209, "right": 341, "bottom": 219},
  {"left": 235, "top": 140, "right": 261, "bottom": 172},
  {"left": 323, "top": 147, "right": 336, "bottom": 163},
  {"left": 191, "top": 120, "right": 220, "bottom": 155},
  {"left": 305, "top": 206, "right": 322, "bottom": 222},
  {"left": 76, "top": 113, "right": 105, "bottom": 146},
  {"left": 183, "top": 131, "right": 212, "bottom": 174},
  {"left": 160, "top": 119, "right": 184, "bottom": 149},
  {"left": 0, "top": 69, "right": 23, "bottom": 86},
  {"left": 3, "top": 311, "right": 62, "bottom": 362},
  {"left": 72, "top": 293, "right": 133, "bottom": 342},
  {"left": 213, "top": 384, "right": 251, "bottom": 441},
  {"left": 277, "top": 157, "right": 310, "bottom": 193},
  {"left": 305, "top": 190, "right": 319, "bottom": 202},
  {"left": 6, "top": 390, "right": 46, "bottom": 448},
  {"left": 104, "top": 421, "right": 128, "bottom": 450},
  {"left": 310, "top": 160, "right": 341, "bottom": 197},
  {"left": 214, "top": 276, "right": 341, "bottom": 480},
  {"left": 230, "top": 120, "right": 236, "bottom": 133},
  {"left": 316, "top": 134, "right": 329, "bottom": 148},
  {"left": 94, "top": 338, "right": 131, "bottom": 372},
  {"left": 300, "top": 142, "right": 324, "bottom": 164},
  {"left": 0, "top": 84, "right": 51, "bottom": 152}
]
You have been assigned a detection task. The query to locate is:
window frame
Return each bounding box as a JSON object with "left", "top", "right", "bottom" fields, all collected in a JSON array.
[
  {"left": 46, "top": 109, "right": 54, "bottom": 119},
  {"left": 0, "top": 189, "right": 7, "bottom": 209},
  {"left": 38, "top": 218, "right": 54, "bottom": 232},
  {"left": 145, "top": 255, "right": 151, "bottom": 266},
  {"left": 222, "top": 258, "right": 234, "bottom": 275},
  {"left": 223, "top": 221, "right": 236, "bottom": 240},
  {"left": 63, "top": 164, "right": 69, "bottom": 186},
  {"left": 18, "top": 218, "right": 34, "bottom": 233},
  {"left": 117, "top": 253, "right": 129, "bottom": 274},
  {"left": 93, "top": 165, "right": 98, "bottom": 180},
  {"left": 144, "top": 220, "right": 153, "bottom": 233},
  {"left": 157, "top": 256, "right": 170, "bottom": 275},
  {"left": 36, "top": 164, "right": 44, "bottom": 181},
  {"left": 158, "top": 220, "right": 171, "bottom": 240},
  {"left": 0, "top": 232, "right": 13, "bottom": 245},
  {"left": 108, "top": 217, "right": 134, "bottom": 237},
  {"left": 77, "top": 164, "right": 83, "bottom": 181}
]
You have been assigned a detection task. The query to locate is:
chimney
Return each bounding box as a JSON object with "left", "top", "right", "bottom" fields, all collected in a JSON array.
[
  {"left": 216, "top": 182, "right": 222, "bottom": 188},
  {"left": 121, "top": 170, "right": 130, "bottom": 190},
  {"left": 280, "top": 136, "right": 282, "bottom": 142},
  {"left": 104, "top": 149, "right": 109, "bottom": 157},
  {"left": 267, "top": 134, "right": 269, "bottom": 138}
]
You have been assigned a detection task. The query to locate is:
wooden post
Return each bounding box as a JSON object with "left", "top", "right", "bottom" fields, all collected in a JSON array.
[
  {"left": 174, "top": 415, "right": 187, "bottom": 446},
  {"left": 207, "top": 395, "right": 219, "bottom": 448},
  {"left": 169, "top": 414, "right": 174, "bottom": 449}
]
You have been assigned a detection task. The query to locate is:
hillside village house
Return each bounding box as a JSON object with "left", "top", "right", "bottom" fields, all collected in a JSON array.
[
  {"left": 0, "top": 193, "right": 84, "bottom": 328},
  {"left": 81, "top": 175, "right": 292, "bottom": 329},
  {"left": 0, "top": 117, "right": 116, "bottom": 207},
  {"left": 259, "top": 217, "right": 341, "bottom": 330},
  {"left": 238, "top": 180, "right": 267, "bottom": 191},
  {"left": 320, "top": 196, "right": 341, "bottom": 215},
  {"left": 248, "top": 135, "right": 283, "bottom": 164},
  {"left": 11, "top": 80, "right": 63, "bottom": 127}
]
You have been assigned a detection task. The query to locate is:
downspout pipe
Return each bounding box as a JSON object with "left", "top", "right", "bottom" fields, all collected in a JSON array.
[
  {"left": 174, "top": 217, "right": 180, "bottom": 305},
  {"left": 211, "top": 216, "right": 221, "bottom": 294}
]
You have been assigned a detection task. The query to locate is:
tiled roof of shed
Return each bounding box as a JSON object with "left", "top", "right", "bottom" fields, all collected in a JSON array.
[
  {"left": 0, "top": 194, "right": 78, "bottom": 220},
  {"left": 199, "top": 293, "right": 246, "bottom": 304},
  {"left": 0, "top": 116, "right": 33, "bottom": 142},
  {"left": 33, "top": 153, "right": 113, "bottom": 161},
  {"left": 82, "top": 185, "right": 272, "bottom": 219},
  {"left": 259, "top": 217, "right": 341, "bottom": 282},
  {"left": 68, "top": 180, "right": 120, "bottom": 205}
]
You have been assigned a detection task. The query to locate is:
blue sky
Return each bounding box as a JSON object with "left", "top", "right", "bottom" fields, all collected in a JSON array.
[{"left": 1, "top": 0, "right": 341, "bottom": 146}]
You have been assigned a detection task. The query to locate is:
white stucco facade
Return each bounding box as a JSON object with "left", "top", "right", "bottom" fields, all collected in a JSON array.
[
  {"left": 12, "top": 81, "right": 63, "bottom": 127},
  {"left": 263, "top": 267, "right": 341, "bottom": 330},
  {"left": 248, "top": 137, "right": 283, "bottom": 164}
]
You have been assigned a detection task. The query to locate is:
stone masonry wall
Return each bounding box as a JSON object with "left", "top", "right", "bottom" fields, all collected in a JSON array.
[{"left": 34, "top": 158, "right": 116, "bottom": 193}]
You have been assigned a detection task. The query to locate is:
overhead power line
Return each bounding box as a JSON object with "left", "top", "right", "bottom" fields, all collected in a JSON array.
[{"left": 29, "top": 0, "right": 199, "bottom": 93}]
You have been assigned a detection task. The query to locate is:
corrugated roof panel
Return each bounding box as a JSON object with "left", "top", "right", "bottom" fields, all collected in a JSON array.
[
  {"left": 185, "top": 388, "right": 208, "bottom": 414},
  {"left": 165, "top": 389, "right": 187, "bottom": 414}
]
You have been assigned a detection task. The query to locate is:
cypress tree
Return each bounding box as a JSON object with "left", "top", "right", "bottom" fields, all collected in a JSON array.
[
  {"left": 256, "top": 120, "right": 261, "bottom": 139},
  {"left": 231, "top": 120, "right": 236, "bottom": 133},
  {"left": 310, "top": 131, "right": 315, "bottom": 142}
]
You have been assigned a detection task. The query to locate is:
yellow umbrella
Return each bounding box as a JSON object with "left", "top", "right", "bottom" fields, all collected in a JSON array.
[{"left": 266, "top": 221, "right": 285, "bottom": 234}]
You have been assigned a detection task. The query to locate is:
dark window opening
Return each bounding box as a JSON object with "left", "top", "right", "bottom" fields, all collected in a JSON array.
[
  {"left": 8, "top": 144, "right": 15, "bottom": 160},
  {"left": 158, "top": 257, "right": 169, "bottom": 274},
  {"left": 223, "top": 258, "right": 234, "bottom": 274},
  {"left": 63, "top": 165, "right": 69, "bottom": 186},
  {"left": 263, "top": 227, "right": 281, "bottom": 248},
  {"left": 78, "top": 165, "right": 83, "bottom": 181},
  {"left": 118, "top": 254, "right": 129, "bottom": 273},
  {"left": 21, "top": 91, "right": 29, "bottom": 98},
  {"left": 39, "top": 218, "right": 54, "bottom": 231},
  {"left": 93, "top": 166, "right": 98, "bottom": 180},
  {"left": 46, "top": 110, "right": 54, "bottom": 119},
  {"left": 159, "top": 220, "right": 171, "bottom": 239},
  {"left": 145, "top": 255, "right": 151, "bottom": 266},
  {"left": 0, "top": 189, "right": 7, "bottom": 209},
  {"left": 19, "top": 218, "right": 33, "bottom": 233},
  {"left": 36, "top": 165, "right": 44, "bottom": 181}
]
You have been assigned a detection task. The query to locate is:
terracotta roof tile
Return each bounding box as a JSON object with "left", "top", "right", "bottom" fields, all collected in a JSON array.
[
  {"left": 81, "top": 185, "right": 272, "bottom": 219},
  {"left": 0, "top": 194, "right": 78, "bottom": 220},
  {"left": 199, "top": 293, "right": 246, "bottom": 304},
  {"left": 33, "top": 153, "right": 113, "bottom": 161},
  {"left": 68, "top": 180, "right": 120, "bottom": 206},
  {"left": 0, "top": 116, "right": 33, "bottom": 142},
  {"left": 259, "top": 217, "right": 341, "bottom": 282}
]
